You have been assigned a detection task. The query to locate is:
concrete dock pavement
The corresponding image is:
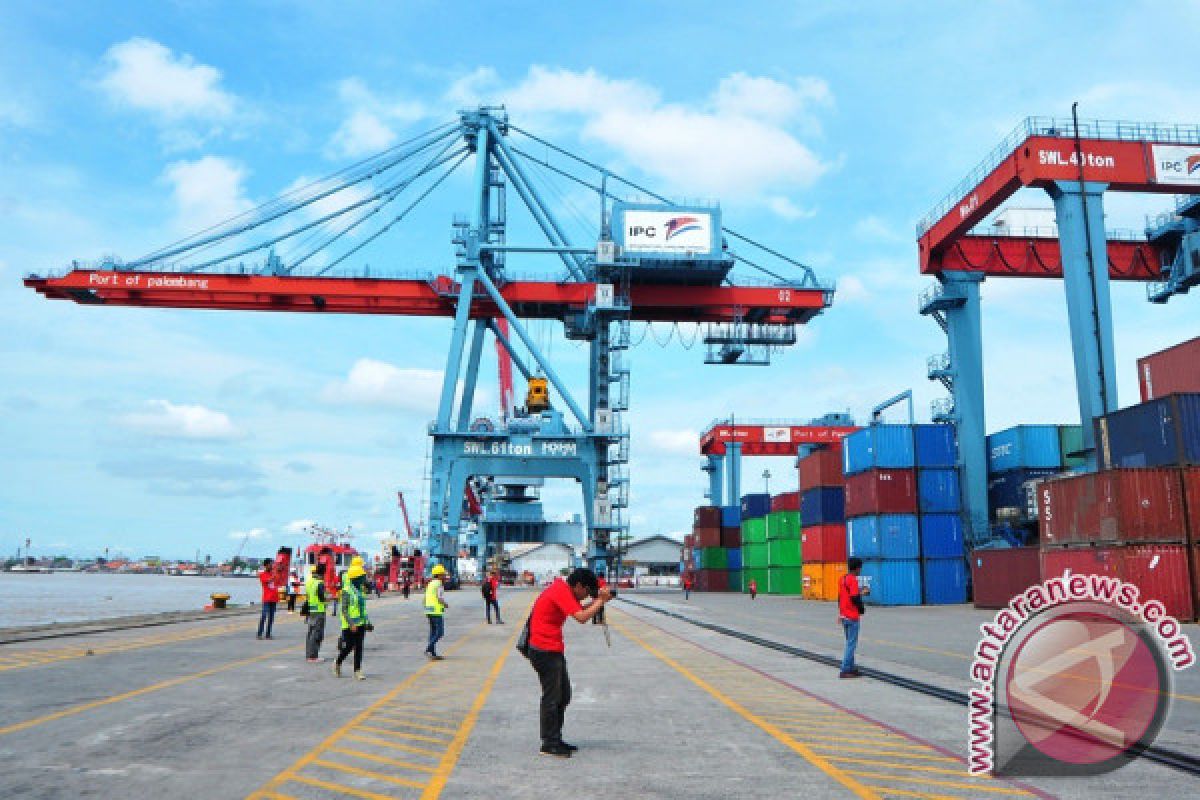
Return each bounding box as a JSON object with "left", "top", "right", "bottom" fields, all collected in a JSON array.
[{"left": 0, "top": 587, "right": 1196, "bottom": 799}]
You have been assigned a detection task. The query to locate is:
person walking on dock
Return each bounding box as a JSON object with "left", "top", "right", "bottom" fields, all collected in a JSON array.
[
  {"left": 304, "top": 565, "right": 327, "bottom": 662},
  {"left": 333, "top": 562, "right": 370, "bottom": 680},
  {"left": 257, "top": 558, "right": 279, "bottom": 639},
  {"left": 683, "top": 573, "right": 693, "bottom": 600},
  {"left": 522, "top": 568, "right": 612, "bottom": 758},
  {"left": 483, "top": 569, "right": 503, "bottom": 624},
  {"left": 424, "top": 564, "right": 449, "bottom": 660},
  {"left": 838, "top": 557, "right": 870, "bottom": 679},
  {"left": 748, "top": 578, "right": 758, "bottom": 600},
  {"left": 401, "top": 573, "right": 411, "bottom": 599}
]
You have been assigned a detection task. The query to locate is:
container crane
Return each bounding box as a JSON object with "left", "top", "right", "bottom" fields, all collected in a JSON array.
[{"left": 25, "top": 106, "right": 834, "bottom": 577}]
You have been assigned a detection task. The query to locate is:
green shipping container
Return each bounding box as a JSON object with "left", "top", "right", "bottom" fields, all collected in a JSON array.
[
  {"left": 727, "top": 569, "right": 743, "bottom": 593},
  {"left": 768, "top": 566, "right": 803, "bottom": 595},
  {"left": 767, "top": 510, "right": 801, "bottom": 540},
  {"left": 742, "top": 542, "right": 769, "bottom": 568},
  {"left": 1058, "top": 424, "right": 1086, "bottom": 468},
  {"left": 767, "top": 538, "right": 803, "bottom": 567},
  {"left": 700, "top": 547, "right": 728, "bottom": 570},
  {"left": 741, "top": 517, "right": 767, "bottom": 543},
  {"left": 743, "top": 567, "right": 768, "bottom": 594}
]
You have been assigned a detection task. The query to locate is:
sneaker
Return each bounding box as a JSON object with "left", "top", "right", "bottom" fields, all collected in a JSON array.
[
  {"left": 838, "top": 671, "right": 861, "bottom": 679},
  {"left": 333, "top": 662, "right": 342, "bottom": 678},
  {"left": 431, "top": 654, "right": 445, "bottom": 661},
  {"left": 539, "top": 742, "right": 572, "bottom": 758},
  {"left": 558, "top": 740, "right": 578, "bottom": 752},
  {"left": 355, "top": 671, "right": 366, "bottom": 681},
  {"left": 265, "top": 635, "right": 273, "bottom": 640},
  {"left": 306, "top": 658, "right": 321, "bottom": 663},
  {"left": 256, "top": 635, "right": 263, "bottom": 640}
]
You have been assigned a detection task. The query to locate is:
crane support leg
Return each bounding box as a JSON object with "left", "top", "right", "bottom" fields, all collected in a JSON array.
[
  {"left": 705, "top": 454, "right": 725, "bottom": 506},
  {"left": 455, "top": 319, "right": 488, "bottom": 431},
  {"left": 941, "top": 270, "right": 988, "bottom": 546},
  {"left": 1047, "top": 181, "right": 1119, "bottom": 468},
  {"left": 726, "top": 442, "right": 742, "bottom": 504}
]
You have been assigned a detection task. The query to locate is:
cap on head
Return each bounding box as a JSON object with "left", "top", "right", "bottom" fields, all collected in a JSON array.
[
  {"left": 431, "top": 564, "right": 448, "bottom": 577},
  {"left": 351, "top": 556, "right": 365, "bottom": 568}
]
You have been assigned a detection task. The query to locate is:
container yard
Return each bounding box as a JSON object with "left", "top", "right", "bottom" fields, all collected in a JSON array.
[{"left": 5, "top": 4, "right": 1200, "bottom": 799}]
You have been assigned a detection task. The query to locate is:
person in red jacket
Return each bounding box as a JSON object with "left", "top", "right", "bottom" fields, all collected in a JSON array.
[
  {"left": 524, "top": 568, "right": 611, "bottom": 758},
  {"left": 682, "top": 573, "right": 693, "bottom": 600},
  {"left": 483, "top": 570, "right": 503, "bottom": 624},
  {"left": 748, "top": 578, "right": 758, "bottom": 600},
  {"left": 257, "top": 558, "right": 279, "bottom": 639},
  {"left": 838, "top": 557, "right": 871, "bottom": 678}
]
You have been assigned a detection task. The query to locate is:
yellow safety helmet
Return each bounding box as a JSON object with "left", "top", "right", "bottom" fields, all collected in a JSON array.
[
  {"left": 351, "top": 555, "right": 365, "bottom": 567},
  {"left": 347, "top": 564, "right": 366, "bottom": 580},
  {"left": 431, "top": 564, "right": 448, "bottom": 577}
]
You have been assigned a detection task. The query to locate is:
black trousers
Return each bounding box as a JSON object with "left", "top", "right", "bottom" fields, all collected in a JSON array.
[
  {"left": 528, "top": 647, "right": 571, "bottom": 745},
  {"left": 336, "top": 627, "right": 366, "bottom": 671},
  {"left": 485, "top": 597, "right": 502, "bottom": 623}
]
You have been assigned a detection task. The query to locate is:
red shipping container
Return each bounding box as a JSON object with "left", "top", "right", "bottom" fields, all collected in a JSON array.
[
  {"left": 721, "top": 527, "right": 742, "bottom": 548},
  {"left": 798, "top": 445, "right": 845, "bottom": 490},
  {"left": 1040, "top": 546, "right": 1120, "bottom": 581},
  {"left": 694, "top": 526, "right": 722, "bottom": 549},
  {"left": 844, "top": 468, "right": 918, "bottom": 517},
  {"left": 1039, "top": 469, "right": 1187, "bottom": 546},
  {"left": 683, "top": 534, "right": 695, "bottom": 549},
  {"left": 694, "top": 506, "right": 722, "bottom": 528},
  {"left": 1184, "top": 467, "right": 1200, "bottom": 543},
  {"left": 1117, "top": 544, "right": 1195, "bottom": 622},
  {"left": 1138, "top": 336, "right": 1200, "bottom": 401},
  {"left": 801, "top": 524, "right": 847, "bottom": 563},
  {"left": 971, "top": 547, "right": 1041, "bottom": 609},
  {"left": 696, "top": 568, "right": 729, "bottom": 592},
  {"left": 771, "top": 491, "right": 802, "bottom": 512}
]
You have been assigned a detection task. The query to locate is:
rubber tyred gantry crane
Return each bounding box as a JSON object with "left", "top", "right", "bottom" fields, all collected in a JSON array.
[
  {"left": 915, "top": 113, "right": 1199, "bottom": 546},
  {"left": 25, "top": 106, "right": 834, "bottom": 576}
]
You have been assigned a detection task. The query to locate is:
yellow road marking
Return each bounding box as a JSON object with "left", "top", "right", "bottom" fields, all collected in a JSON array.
[
  {"left": 288, "top": 774, "right": 398, "bottom": 800},
  {"left": 792, "top": 733, "right": 935, "bottom": 753},
  {"left": 808, "top": 744, "right": 959, "bottom": 763},
  {"left": 843, "top": 771, "right": 1029, "bottom": 795},
  {"left": 872, "top": 790, "right": 967, "bottom": 800},
  {"left": 311, "top": 758, "right": 425, "bottom": 788},
  {"left": 0, "top": 645, "right": 300, "bottom": 736},
  {"left": 825, "top": 755, "right": 991, "bottom": 778},
  {"left": 380, "top": 708, "right": 448, "bottom": 723},
  {"left": 419, "top": 623, "right": 518, "bottom": 799},
  {"left": 342, "top": 732, "right": 443, "bottom": 758},
  {"left": 371, "top": 714, "right": 458, "bottom": 734},
  {"left": 357, "top": 724, "right": 450, "bottom": 745},
  {"left": 327, "top": 746, "right": 437, "bottom": 773},
  {"left": 0, "top": 621, "right": 255, "bottom": 672},
  {"left": 613, "top": 619, "right": 880, "bottom": 800}
]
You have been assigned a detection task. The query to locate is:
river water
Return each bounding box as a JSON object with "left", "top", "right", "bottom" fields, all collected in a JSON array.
[{"left": 0, "top": 573, "right": 265, "bottom": 628}]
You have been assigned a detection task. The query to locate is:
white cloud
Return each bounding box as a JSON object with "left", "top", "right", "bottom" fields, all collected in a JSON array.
[
  {"left": 229, "top": 527, "right": 268, "bottom": 540},
  {"left": 765, "top": 196, "right": 817, "bottom": 221},
  {"left": 647, "top": 429, "right": 699, "bottom": 458},
  {"left": 327, "top": 78, "right": 427, "bottom": 159},
  {"left": 118, "top": 399, "right": 241, "bottom": 440},
  {"left": 98, "top": 38, "right": 235, "bottom": 122},
  {"left": 321, "top": 358, "right": 444, "bottom": 413},
  {"left": 162, "top": 156, "right": 252, "bottom": 231},
  {"left": 281, "top": 175, "right": 373, "bottom": 228},
  {"left": 284, "top": 519, "right": 316, "bottom": 535}
]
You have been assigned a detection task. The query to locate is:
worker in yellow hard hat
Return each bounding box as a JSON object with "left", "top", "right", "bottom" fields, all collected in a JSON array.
[
  {"left": 333, "top": 562, "right": 372, "bottom": 680},
  {"left": 424, "top": 564, "right": 450, "bottom": 660}
]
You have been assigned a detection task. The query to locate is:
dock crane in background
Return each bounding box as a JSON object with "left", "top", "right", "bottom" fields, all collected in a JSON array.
[
  {"left": 25, "top": 106, "right": 834, "bottom": 577},
  {"left": 915, "top": 113, "right": 1199, "bottom": 547}
]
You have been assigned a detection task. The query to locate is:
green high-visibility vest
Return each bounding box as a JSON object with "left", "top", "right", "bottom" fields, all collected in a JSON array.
[
  {"left": 425, "top": 579, "right": 445, "bottom": 616},
  {"left": 305, "top": 574, "right": 325, "bottom": 614}
]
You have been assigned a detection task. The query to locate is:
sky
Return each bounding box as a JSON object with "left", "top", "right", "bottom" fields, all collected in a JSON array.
[{"left": 2, "top": 1, "right": 1199, "bottom": 561}]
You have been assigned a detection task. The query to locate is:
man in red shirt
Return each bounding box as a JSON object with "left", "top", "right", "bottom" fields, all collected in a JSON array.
[
  {"left": 837, "top": 557, "right": 870, "bottom": 678},
  {"left": 257, "top": 558, "right": 280, "bottom": 640},
  {"left": 483, "top": 570, "right": 503, "bottom": 625},
  {"left": 525, "top": 567, "right": 611, "bottom": 758}
]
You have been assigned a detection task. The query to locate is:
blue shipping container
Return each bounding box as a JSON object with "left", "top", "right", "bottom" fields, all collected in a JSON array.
[
  {"left": 922, "top": 558, "right": 969, "bottom": 604},
  {"left": 914, "top": 424, "right": 957, "bottom": 468},
  {"left": 740, "top": 493, "right": 772, "bottom": 519},
  {"left": 847, "top": 514, "right": 919, "bottom": 560},
  {"left": 800, "top": 487, "right": 845, "bottom": 527},
  {"left": 720, "top": 505, "right": 742, "bottom": 527},
  {"left": 843, "top": 425, "right": 916, "bottom": 475},
  {"left": 727, "top": 548, "right": 742, "bottom": 570},
  {"left": 920, "top": 514, "right": 964, "bottom": 558},
  {"left": 917, "top": 468, "right": 961, "bottom": 513},
  {"left": 1096, "top": 393, "right": 1200, "bottom": 469},
  {"left": 861, "top": 560, "right": 922, "bottom": 606},
  {"left": 987, "top": 467, "right": 1058, "bottom": 518},
  {"left": 987, "top": 425, "right": 1062, "bottom": 472}
]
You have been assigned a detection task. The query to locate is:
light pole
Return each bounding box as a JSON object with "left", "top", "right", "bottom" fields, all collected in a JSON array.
[{"left": 762, "top": 469, "right": 772, "bottom": 495}]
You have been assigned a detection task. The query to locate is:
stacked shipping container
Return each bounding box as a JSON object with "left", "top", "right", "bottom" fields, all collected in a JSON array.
[
  {"left": 798, "top": 443, "right": 847, "bottom": 601},
  {"left": 766, "top": 491, "right": 803, "bottom": 594},
  {"left": 689, "top": 505, "right": 743, "bottom": 592},
  {"left": 740, "top": 493, "right": 771, "bottom": 594},
  {"left": 985, "top": 424, "right": 1082, "bottom": 540}
]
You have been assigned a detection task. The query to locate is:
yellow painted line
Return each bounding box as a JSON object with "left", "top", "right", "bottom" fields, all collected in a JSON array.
[
  {"left": 0, "top": 645, "right": 300, "bottom": 736},
  {"left": 342, "top": 733, "right": 443, "bottom": 758},
  {"left": 258, "top": 792, "right": 301, "bottom": 800},
  {"left": 792, "top": 734, "right": 935, "bottom": 753},
  {"left": 825, "top": 755, "right": 990, "bottom": 778},
  {"left": 310, "top": 758, "right": 425, "bottom": 789},
  {"left": 419, "top": 623, "right": 519, "bottom": 800},
  {"left": 807, "top": 744, "right": 959, "bottom": 764},
  {"left": 327, "top": 746, "right": 437, "bottom": 773},
  {"left": 0, "top": 621, "right": 257, "bottom": 672},
  {"left": 286, "top": 774, "right": 399, "bottom": 800},
  {"left": 843, "top": 771, "right": 1029, "bottom": 795},
  {"left": 871, "top": 790, "right": 966, "bottom": 800},
  {"left": 381, "top": 708, "right": 451, "bottom": 723},
  {"left": 374, "top": 711, "right": 454, "bottom": 727},
  {"left": 369, "top": 717, "right": 458, "bottom": 736},
  {"left": 613, "top": 620, "right": 880, "bottom": 800},
  {"left": 357, "top": 725, "right": 449, "bottom": 745}
]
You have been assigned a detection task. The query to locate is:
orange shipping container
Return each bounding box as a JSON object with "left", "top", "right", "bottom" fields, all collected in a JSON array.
[{"left": 802, "top": 562, "right": 847, "bottom": 601}]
